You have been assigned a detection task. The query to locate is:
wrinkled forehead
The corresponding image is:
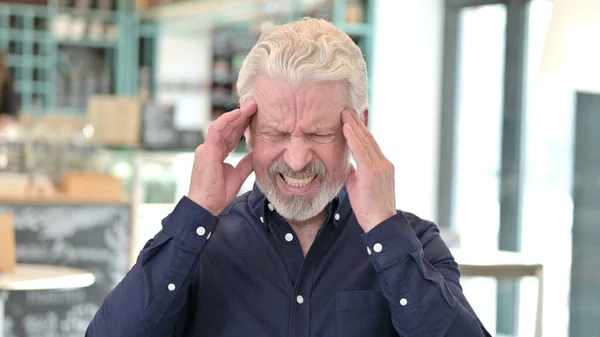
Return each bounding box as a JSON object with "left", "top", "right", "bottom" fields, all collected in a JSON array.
[{"left": 253, "top": 76, "right": 347, "bottom": 130}]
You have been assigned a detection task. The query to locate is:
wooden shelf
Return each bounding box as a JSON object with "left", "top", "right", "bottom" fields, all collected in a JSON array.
[
  {"left": 57, "top": 39, "right": 117, "bottom": 48},
  {"left": 0, "top": 2, "right": 159, "bottom": 113},
  {"left": 139, "top": 0, "right": 329, "bottom": 30},
  {"left": 140, "top": 0, "right": 265, "bottom": 21}
]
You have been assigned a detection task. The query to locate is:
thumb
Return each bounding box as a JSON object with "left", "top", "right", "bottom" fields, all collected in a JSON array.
[{"left": 227, "top": 153, "right": 254, "bottom": 194}]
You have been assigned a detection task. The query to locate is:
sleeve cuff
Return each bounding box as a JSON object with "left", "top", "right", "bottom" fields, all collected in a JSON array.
[
  {"left": 161, "top": 196, "right": 219, "bottom": 254},
  {"left": 361, "top": 212, "right": 423, "bottom": 270}
]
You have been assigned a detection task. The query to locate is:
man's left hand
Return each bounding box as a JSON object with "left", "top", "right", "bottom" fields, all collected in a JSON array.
[{"left": 341, "top": 109, "right": 397, "bottom": 232}]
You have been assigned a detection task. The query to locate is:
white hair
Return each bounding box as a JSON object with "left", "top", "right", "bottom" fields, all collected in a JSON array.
[{"left": 237, "top": 17, "right": 368, "bottom": 116}]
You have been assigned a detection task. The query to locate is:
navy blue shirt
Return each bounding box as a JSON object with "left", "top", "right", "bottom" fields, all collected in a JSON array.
[{"left": 87, "top": 184, "right": 491, "bottom": 337}]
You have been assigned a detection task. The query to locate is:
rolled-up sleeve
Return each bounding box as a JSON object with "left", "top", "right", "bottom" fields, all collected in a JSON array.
[
  {"left": 361, "top": 213, "right": 491, "bottom": 337},
  {"left": 86, "top": 196, "right": 218, "bottom": 337}
]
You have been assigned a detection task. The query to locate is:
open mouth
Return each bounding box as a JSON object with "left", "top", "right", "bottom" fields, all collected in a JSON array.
[{"left": 278, "top": 173, "right": 317, "bottom": 188}]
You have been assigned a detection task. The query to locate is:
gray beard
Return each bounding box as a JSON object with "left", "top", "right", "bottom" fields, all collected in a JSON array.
[
  {"left": 256, "top": 177, "right": 342, "bottom": 221},
  {"left": 256, "top": 165, "right": 350, "bottom": 221}
]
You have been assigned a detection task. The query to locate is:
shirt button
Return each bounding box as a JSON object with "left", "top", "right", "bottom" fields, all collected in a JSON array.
[
  {"left": 260, "top": 216, "right": 264, "bottom": 223},
  {"left": 334, "top": 213, "right": 340, "bottom": 221},
  {"left": 196, "top": 226, "right": 206, "bottom": 236},
  {"left": 400, "top": 298, "right": 408, "bottom": 306},
  {"left": 168, "top": 283, "right": 176, "bottom": 291},
  {"left": 367, "top": 246, "right": 372, "bottom": 255},
  {"left": 373, "top": 243, "right": 383, "bottom": 253},
  {"left": 268, "top": 203, "right": 274, "bottom": 211},
  {"left": 285, "top": 233, "right": 294, "bottom": 242},
  {"left": 207, "top": 232, "right": 212, "bottom": 240},
  {"left": 296, "top": 295, "right": 304, "bottom": 304}
]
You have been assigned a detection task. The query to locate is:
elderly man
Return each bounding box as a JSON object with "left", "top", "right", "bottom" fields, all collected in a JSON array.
[{"left": 87, "top": 18, "right": 490, "bottom": 337}]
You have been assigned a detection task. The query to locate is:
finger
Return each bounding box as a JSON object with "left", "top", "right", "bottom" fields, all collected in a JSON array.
[
  {"left": 227, "top": 152, "right": 254, "bottom": 197},
  {"left": 234, "top": 152, "right": 254, "bottom": 183},
  {"left": 349, "top": 110, "right": 387, "bottom": 159},
  {"left": 342, "top": 110, "right": 376, "bottom": 163},
  {"left": 205, "top": 101, "right": 257, "bottom": 155},
  {"left": 342, "top": 109, "right": 385, "bottom": 160},
  {"left": 227, "top": 100, "right": 258, "bottom": 149},
  {"left": 343, "top": 122, "right": 372, "bottom": 167},
  {"left": 229, "top": 100, "right": 257, "bottom": 135},
  {"left": 221, "top": 101, "right": 258, "bottom": 151},
  {"left": 240, "top": 99, "right": 258, "bottom": 118},
  {"left": 206, "top": 109, "right": 243, "bottom": 145}
]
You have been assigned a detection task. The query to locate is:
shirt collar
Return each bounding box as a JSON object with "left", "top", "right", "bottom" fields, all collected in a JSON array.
[{"left": 248, "top": 183, "right": 352, "bottom": 229}]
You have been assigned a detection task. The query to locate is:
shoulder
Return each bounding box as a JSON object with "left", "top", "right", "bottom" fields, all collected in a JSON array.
[
  {"left": 395, "top": 210, "right": 460, "bottom": 267},
  {"left": 220, "top": 192, "right": 253, "bottom": 218},
  {"left": 398, "top": 210, "right": 440, "bottom": 238},
  {"left": 397, "top": 210, "right": 458, "bottom": 251},
  {"left": 213, "top": 192, "right": 260, "bottom": 234}
]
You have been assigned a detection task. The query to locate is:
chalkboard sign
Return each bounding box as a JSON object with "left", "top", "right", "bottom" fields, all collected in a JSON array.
[{"left": 0, "top": 203, "right": 132, "bottom": 337}]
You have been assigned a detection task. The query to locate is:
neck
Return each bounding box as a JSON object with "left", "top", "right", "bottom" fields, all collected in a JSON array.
[
  {"left": 285, "top": 210, "right": 328, "bottom": 256},
  {"left": 285, "top": 210, "right": 328, "bottom": 228}
]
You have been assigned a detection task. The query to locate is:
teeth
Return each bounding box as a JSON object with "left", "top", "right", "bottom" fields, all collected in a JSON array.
[{"left": 283, "top": 175, "right": 315, "bottom": 187}]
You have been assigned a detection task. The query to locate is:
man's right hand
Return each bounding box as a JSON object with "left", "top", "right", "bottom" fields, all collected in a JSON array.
[{"left": 187, "top": 100, "right": 257, "bottom": 215}]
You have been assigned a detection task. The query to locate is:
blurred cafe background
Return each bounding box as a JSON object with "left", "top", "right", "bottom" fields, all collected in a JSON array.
[{"left": 0, "top": 0, "right": 598, "bottom": 336}]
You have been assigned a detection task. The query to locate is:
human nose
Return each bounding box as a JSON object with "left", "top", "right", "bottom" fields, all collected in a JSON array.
[{"left": 283, "top": 135, "right": 313, "bottom": 172}]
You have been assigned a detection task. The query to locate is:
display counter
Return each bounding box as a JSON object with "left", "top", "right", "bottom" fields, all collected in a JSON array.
[{"left": 0, "top": 196, "right": 132, "bottom": 337}]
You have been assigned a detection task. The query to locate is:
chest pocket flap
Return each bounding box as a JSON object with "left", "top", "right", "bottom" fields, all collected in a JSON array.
[{"left": 335, "top": 290, "right": 397, "bottom": 337}]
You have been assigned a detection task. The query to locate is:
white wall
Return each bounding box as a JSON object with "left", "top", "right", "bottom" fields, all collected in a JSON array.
[
  {"left": 370, "top": 0, "right": 444, "bottom": 222},
  {"left": 156, "top": 32, "right": 213, "bottom": 131}
]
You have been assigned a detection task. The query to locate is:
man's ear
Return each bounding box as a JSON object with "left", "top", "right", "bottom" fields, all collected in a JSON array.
[
  {"left": 362, "top": 108, "right": 369, "bottom": 128},
  {"left": 244, "top": 128, "right": 252, "bottom": 150}
]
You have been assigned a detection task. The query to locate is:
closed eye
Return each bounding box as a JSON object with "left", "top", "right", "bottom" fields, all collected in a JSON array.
[
  {"left": 263, "top": 132, "right": 288, "bottom": 141},
  {"left": 307, "top": 134, "right": 336, "bottom": 143}
]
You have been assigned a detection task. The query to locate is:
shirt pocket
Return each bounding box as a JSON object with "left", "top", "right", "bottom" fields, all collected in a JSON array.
[{"left": 335, "top": 290, "right": 397, "bottom": 337}]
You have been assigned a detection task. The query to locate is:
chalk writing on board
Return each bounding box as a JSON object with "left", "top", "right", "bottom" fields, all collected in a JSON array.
[
  {"left": 22, "top": 312, "right": 59, "bottom": 337},
  {"left": 59, "top": 303, "right": 99, "bottom": 336},
  {"left": 10, "top": 206, "right": 127, "bottom": 240},
  {"left": 25, "top": 289, "right": 87, "bottom": 307},
  {"left": 3, "top": 315, "right": 15, "bottom": 337},
  {"left": 0, "top": 203, "right": 131, "bottom": 337},
  {"left": 17, "top": 243, "right": 114, "bottom": 264}
]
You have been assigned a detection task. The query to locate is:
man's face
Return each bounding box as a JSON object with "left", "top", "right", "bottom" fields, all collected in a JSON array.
[{"left": 247, "top": 75, "right": 351, "bottom": 221}]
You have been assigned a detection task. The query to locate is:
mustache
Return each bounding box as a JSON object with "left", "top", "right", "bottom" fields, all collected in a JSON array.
[{"left": 268, "top": 159, "right": 327, "bottom": 178}]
